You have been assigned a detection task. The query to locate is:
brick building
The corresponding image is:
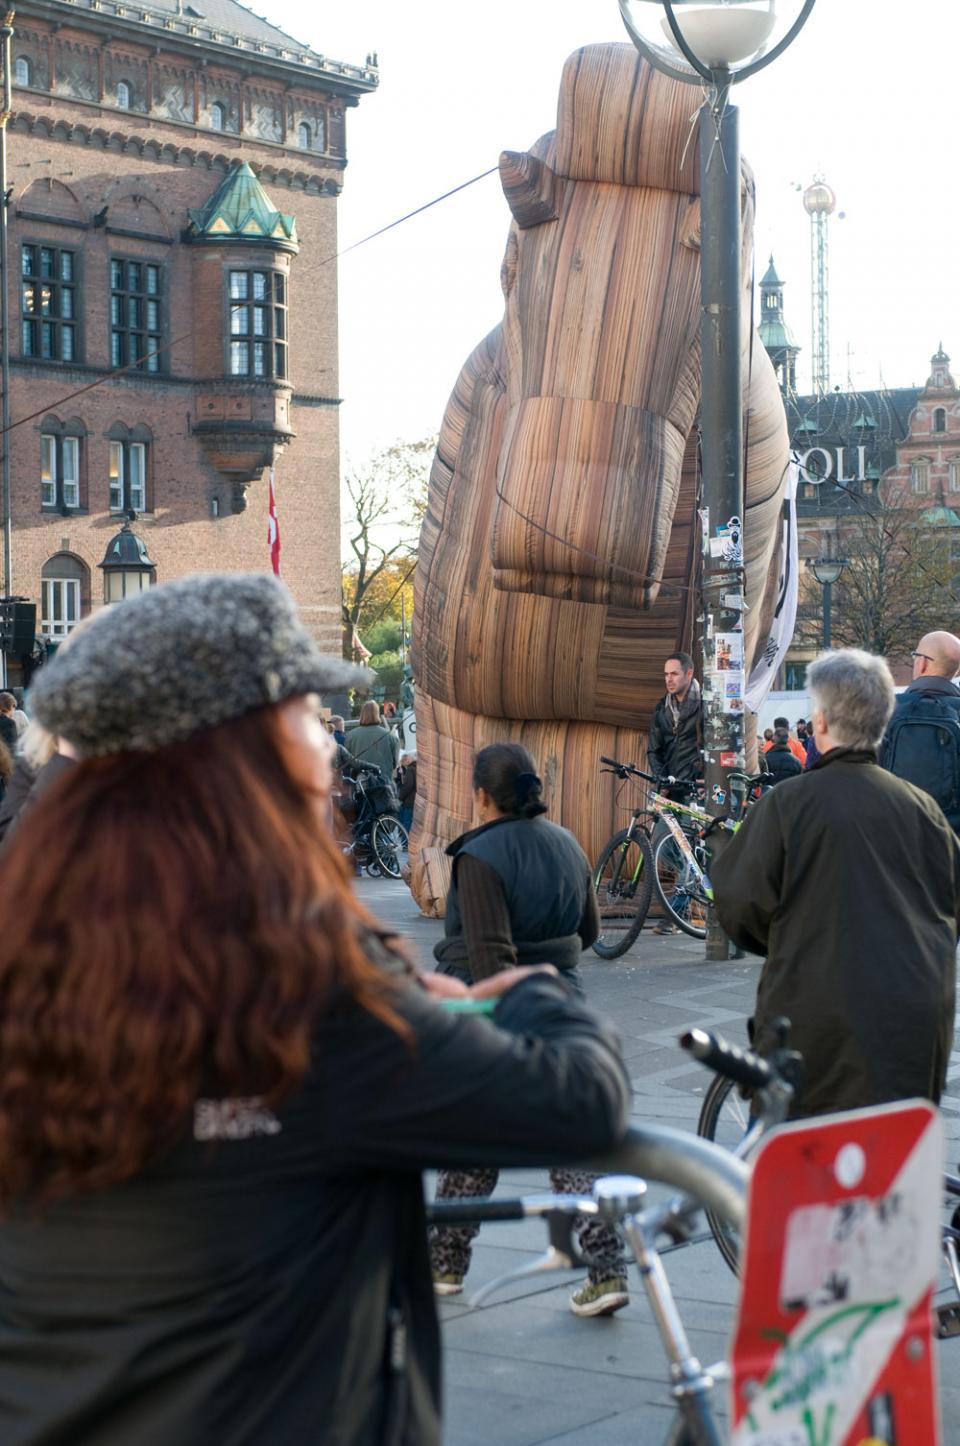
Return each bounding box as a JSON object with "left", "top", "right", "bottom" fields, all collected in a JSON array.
[
  {"left": 1, "top": 0, "right": 377, "bottom": 683},
  {"left": 756, "top": 257, "right": 960, "bottom": 683}
]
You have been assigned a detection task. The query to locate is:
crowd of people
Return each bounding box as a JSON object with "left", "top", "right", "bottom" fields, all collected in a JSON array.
[{"left": 0, "top": 575, "right": 957, "bottom": 1443}]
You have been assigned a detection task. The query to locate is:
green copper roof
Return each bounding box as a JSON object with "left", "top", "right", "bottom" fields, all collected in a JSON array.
[
  {"left": 186, "top": 163, "right": 298, "bottom": 250},
  {"left": 918, "top": 504, "right": 960, "bottom": 528},
  {"left": 759, "top": 318, "right": 798, "bottom": 351}
]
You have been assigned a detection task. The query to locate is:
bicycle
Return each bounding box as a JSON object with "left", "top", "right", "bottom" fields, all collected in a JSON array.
[
  {"left": 591, "top": 755, "right": 656, "bottom": 957},
  {"left": 426, "top": 1029, "right": 762, "bottom": 1445},
  {"left": 340, "top": 765, "right": 409, "bottom": 879},
  {"left": 594, "top": 757, "right": 769, "bottom": 949},
  {"left": 692, "top": 1025, "right": 960, "bottom": 1341}
]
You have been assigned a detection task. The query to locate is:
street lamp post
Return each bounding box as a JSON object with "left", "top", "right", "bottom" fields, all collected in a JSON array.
[
  {"left": 618, "top": 0, "right": 816, "bottom": 960},
  {"left": 809, "top": 553, "right": 845, "bottom": 649}
]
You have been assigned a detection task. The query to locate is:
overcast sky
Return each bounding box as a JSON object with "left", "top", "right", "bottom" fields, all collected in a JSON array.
[{"left": 266, "top": 2, "right": 958, "bottom": 469}]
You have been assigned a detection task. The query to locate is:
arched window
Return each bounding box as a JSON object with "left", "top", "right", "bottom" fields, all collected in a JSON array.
[
  {"left": 911, "top": 458, "right": 931, "bottom": 495},
  {"left": 315, "top": 111, "right": 326, "bottom": 152},
  {"left": 108, "top": 422, "right": 152, "bottom": 513},
  {"left": 41, "top": 554, "right": 89, "bottom": 639},
  {"left": 210, "top": 102, "right": 225, "bottom": 132},
  {"left": 934, "top": 408, "right": 946, "bottom": 434},
  {"left": 39, "top": 416, "right": 85, "bottom": 512},
  {"left": 116, "top": 80, "right": 131, "bottom": 109},
  {"left": 949, "top": 459, "right": 960, "bottom": 492},
  {"left": 298, "top": 121, "right": 311, "bottom": 150},
  {"left": 14, "top": 56, "right": 31, "bottom": 87}
]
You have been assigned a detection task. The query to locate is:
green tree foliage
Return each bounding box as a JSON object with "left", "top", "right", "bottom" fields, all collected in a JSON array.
[
  {"left": 341, "top": 437, "right": 434, "bottom": 660},
  {"left": 795, "top": 484, "right": 960, "bottom": 659}
]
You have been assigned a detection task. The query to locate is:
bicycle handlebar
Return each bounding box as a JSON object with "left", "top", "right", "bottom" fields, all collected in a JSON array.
[
  {"left": 427, "top": 1197, "right": 530, "bottom": 1224},
  {"left": 599, "top": 756, "right": 693, "bottom": 794},
  {"left": 679, "top": 1027, "right": 773, "bottom": 1093}
]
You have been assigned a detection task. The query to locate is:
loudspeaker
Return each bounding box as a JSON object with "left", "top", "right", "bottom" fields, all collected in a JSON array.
[{"left": 0, "top": 601, "right": 36, "bottom": 656}]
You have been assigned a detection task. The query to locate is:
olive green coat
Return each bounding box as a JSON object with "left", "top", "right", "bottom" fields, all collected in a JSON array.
[{"left": 712, "top": 748, "right": 960, "bottom": 1118}]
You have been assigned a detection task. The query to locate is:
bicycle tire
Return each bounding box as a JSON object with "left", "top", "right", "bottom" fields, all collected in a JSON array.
[
  {"left": 696, "top": 1073, "right": 747, "bottom": 1275},
  {"left": 653, "top": 831, "right": 709, "bottom": 939},
  {"left": 371, "top": 815, "right": 409, "bottom": 879},
  {"left": 592, "top": 828, "right": 654, "bottom": 958}
]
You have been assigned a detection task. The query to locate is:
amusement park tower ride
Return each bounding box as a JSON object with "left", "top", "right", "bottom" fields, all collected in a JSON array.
[{"left": 803, "top": 177, "right": 836, "bottom": 394}]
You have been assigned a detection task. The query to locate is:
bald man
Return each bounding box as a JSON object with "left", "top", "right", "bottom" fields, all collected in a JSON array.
[{"left": 880, "top": 631, "right": 960, "bottom": 832}]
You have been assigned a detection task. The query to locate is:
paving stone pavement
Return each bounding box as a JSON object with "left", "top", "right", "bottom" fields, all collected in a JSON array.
[{"left": 357, "top": 874, "right": 960, "bottom": 1444}]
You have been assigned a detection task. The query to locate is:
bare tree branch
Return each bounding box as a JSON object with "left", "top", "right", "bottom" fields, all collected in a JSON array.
[{"left": 340, "top": 438, "right": 435, "bottom": 658}]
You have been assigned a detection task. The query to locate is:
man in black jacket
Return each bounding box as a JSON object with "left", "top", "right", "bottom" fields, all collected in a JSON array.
[
  {"left": 881, "top": 630, "right": 960, "bottom": 832},
  {"left": 647, "top": 652, "right": 703, "bottom": 934},
  {"left": 713, "top": 648, "right": 960, "bottom": 1120},
  {"left": 647, "top": 651, "right": 703, "bottom": 784}
]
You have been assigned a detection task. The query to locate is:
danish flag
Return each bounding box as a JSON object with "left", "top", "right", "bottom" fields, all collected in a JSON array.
[{"left": 267, "top": 468, "right": 281, "bottom": 577}]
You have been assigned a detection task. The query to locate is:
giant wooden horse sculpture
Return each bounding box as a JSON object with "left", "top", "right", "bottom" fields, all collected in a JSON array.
[{"left": 411, "top": 44, "right": 788, "bottom": 915}]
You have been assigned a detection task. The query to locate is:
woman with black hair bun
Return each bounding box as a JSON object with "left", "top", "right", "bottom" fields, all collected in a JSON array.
[{"left": 430, "top": 742, "right": 629, "bottom": 1317}]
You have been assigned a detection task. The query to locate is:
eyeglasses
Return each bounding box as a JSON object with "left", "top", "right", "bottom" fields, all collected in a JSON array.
[{"left": 911, "top": 651, "right": 935, "bottom": 663}]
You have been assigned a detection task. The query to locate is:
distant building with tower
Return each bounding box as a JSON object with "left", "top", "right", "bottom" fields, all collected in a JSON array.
[
  {"left": 759, "top": 258, "right": 959, "bottom": 686},
  {"left": 757, "top": 255, "right": 799, "bottom": 395}
]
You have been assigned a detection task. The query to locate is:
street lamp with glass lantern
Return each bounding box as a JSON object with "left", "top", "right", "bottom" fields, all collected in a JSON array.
[
  {"left": 98, "top": 512, "right": 157, "bottom": 604},
  {"left": 809, "top": 551, "right": 846, "bottom": 649},
  {"left": 618, "top": 0, "right": 816, "bottom": 959}
]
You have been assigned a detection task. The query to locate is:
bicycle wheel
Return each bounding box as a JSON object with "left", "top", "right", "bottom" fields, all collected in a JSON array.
[
  {"left": 592, "top": 828, "right": 654, "bottom": 958},
  {"left": 371, "top": 815, "right": 409, "bottom": 879},
  {"left": 696, "top": 1074, "right": 749, "bottom": 1274},
  {"left": 653, "top": 832, "right": 709, "bottom": 939}
]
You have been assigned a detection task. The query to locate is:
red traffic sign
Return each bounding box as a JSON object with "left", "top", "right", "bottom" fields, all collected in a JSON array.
[{"left": 731, "top": 1100, "right": 942, "bottom": 1446}]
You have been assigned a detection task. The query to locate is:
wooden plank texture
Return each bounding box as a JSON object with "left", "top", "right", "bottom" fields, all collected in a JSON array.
[{"left": 410, "top": 44, "right": 789, "bottom": 916}]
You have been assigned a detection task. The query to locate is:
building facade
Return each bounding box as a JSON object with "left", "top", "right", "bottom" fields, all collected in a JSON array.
[
  {"left": 2, "top": 0, "right": 377, "bottom": 681},
  {"left": 758, "top": 257, "right": 960, "bottom": 684}
]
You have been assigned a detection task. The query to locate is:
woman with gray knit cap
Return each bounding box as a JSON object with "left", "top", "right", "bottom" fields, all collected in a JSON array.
[
  {"left": 430, "top": 742, "right": 630, "bottom": 1317},
  {"left": 0, "top": 573, "right": 629, "bottom": 1446}
]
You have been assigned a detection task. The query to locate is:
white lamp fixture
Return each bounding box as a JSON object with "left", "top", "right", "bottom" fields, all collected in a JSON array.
[
  {"left": 809, "top": 556, "right": 845, "bottom": 587},
  {"left": 98, "top": 515, "right": 157, "bottom": 603},
  {"left": 619, "top": 0, "right": 814, "bottom": 84}
]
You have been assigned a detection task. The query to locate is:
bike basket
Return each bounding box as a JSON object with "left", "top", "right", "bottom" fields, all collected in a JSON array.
[{"left": 368, "top": 780, "right": 400, "bottom": 816}]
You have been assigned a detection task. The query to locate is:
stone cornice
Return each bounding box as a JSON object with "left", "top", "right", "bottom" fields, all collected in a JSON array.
[
  {"left": 15, "top": 0, "right": 379, "bottom": 101},
  {"left": 11, "top": 108, "right": 344, "bottom": 194}
]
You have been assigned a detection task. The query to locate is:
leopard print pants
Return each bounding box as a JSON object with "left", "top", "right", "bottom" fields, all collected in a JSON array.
[{"left": 429, "top": 1165, "right": 627, "bottom": 1284}]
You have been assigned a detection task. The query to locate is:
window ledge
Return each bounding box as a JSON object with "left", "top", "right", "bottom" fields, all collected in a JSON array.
[{"left": 41, "top": 505, "right": 89, "bottom": 516}]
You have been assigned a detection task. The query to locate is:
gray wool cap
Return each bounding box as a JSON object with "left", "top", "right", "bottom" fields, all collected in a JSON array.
[{"left": 29, "top": 572, "right": 372, "bottom": 757}]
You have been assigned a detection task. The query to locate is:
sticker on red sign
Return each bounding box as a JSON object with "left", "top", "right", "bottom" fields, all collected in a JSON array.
[
  {"left": 730, "top": 1100, "right": 942, "bottom": 1446},
  {"left": 720, "top": 752, "right": 740, "bottom": 768}
]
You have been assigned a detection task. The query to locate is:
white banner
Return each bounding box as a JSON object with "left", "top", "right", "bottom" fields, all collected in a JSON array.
[{"left": 745, "top": 455, "right": 799, "bottom": 715}]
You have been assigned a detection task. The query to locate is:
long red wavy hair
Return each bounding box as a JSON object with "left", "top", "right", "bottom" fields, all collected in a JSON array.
[{"left": 0, "top": 705, "right": 409, "bottom": 1208}]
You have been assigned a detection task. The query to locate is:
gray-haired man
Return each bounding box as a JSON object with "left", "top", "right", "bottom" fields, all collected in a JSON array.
[{"left": 712, "top": 648, "right": 960, "bottom": 1120}]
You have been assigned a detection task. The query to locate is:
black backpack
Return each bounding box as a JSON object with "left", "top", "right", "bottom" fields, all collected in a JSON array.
[{"left": 880, "top": 689, "right": 960, "bottom": 822}]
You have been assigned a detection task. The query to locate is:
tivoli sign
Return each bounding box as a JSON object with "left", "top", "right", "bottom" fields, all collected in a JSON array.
[{"left": 797, "top": 445, "right": 871, "bottom": 486}]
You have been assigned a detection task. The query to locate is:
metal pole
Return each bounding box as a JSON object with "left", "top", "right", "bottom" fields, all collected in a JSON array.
[
  {"left": 822, "top": 579, "right": 831, "bottom": 650},
  {"left": 0, "top": 10, "right": 13, "bottom": 690},
  {"left": 699, "top": 77, "right": 745, "bottom": 963}
]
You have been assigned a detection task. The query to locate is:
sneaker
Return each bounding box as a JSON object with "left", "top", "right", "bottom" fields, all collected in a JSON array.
[
  {"left": 653, "top": 921, "right": 679, "bottom": 936},
  {"left": 569, "top": 1276, "right": 629, "bottom": 1317},
  {"left": 432, "top": 1271, "right": 464, "bottom": 1297}
]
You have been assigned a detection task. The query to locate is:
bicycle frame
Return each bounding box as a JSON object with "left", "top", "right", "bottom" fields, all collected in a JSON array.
[
  {"left": 648, "top": 791, "right": 737, "bottom": 904},
  {"left": 429, "top": 1121, "right": 748, "bottom": 1445}
]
